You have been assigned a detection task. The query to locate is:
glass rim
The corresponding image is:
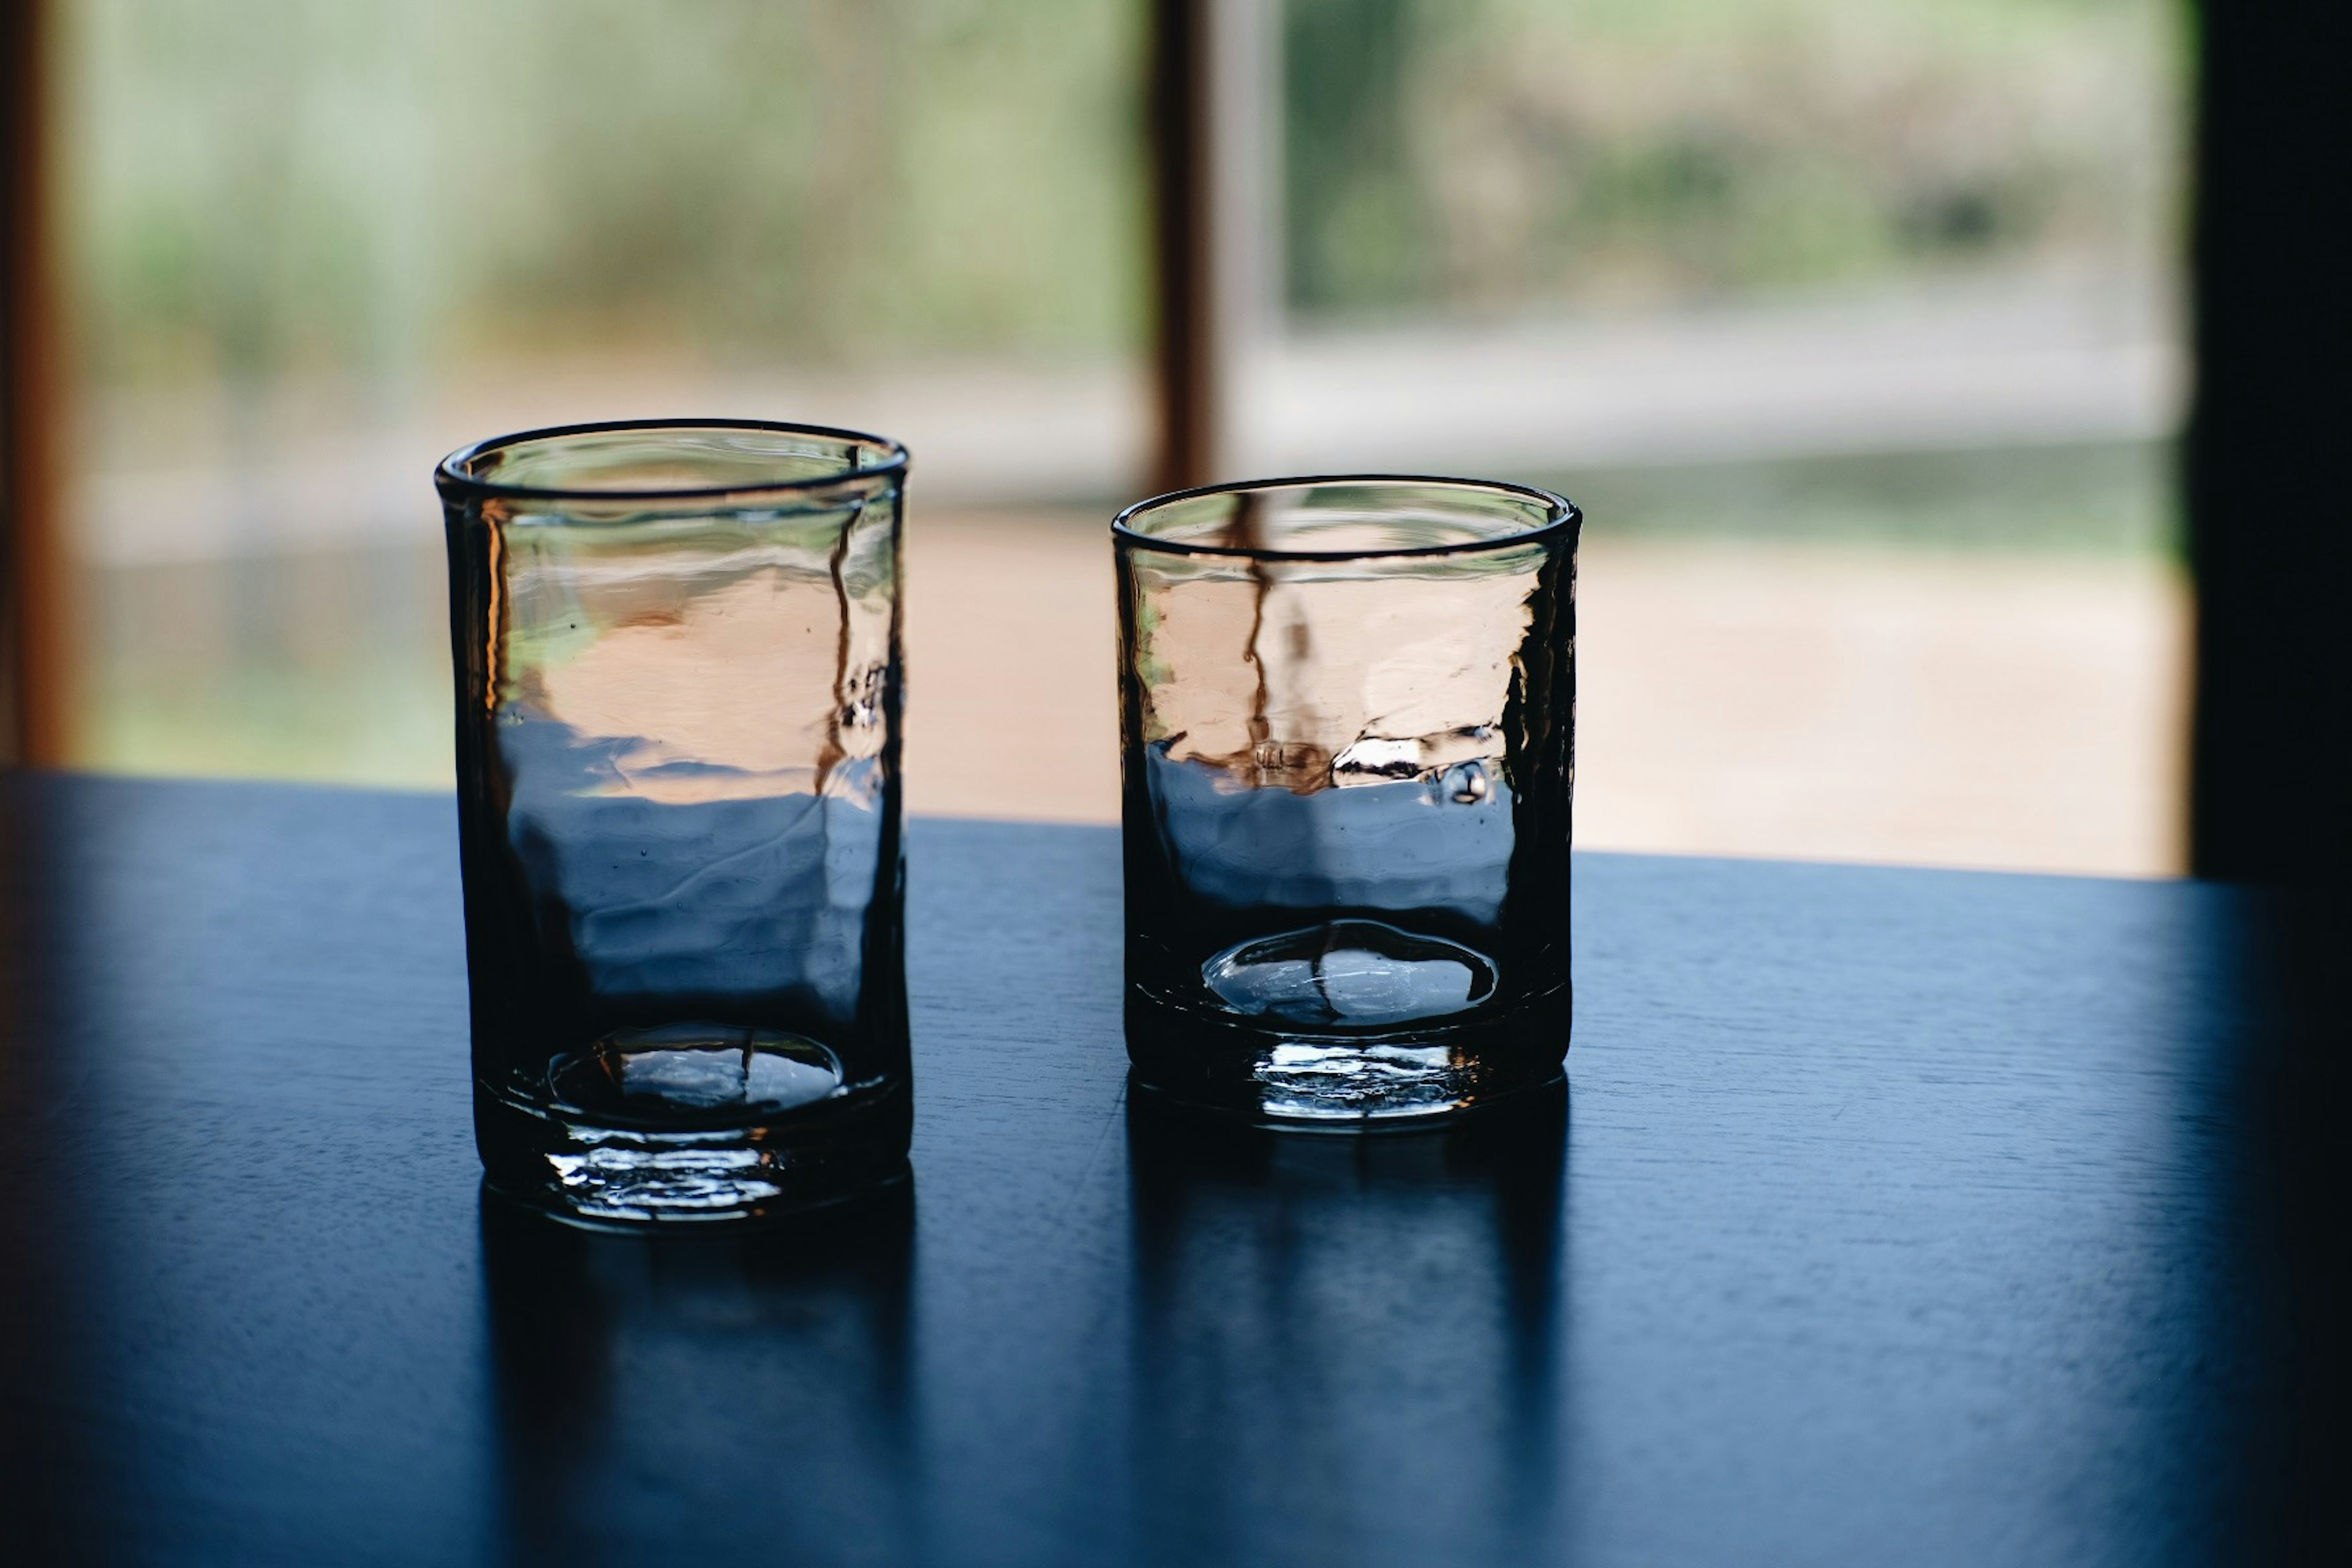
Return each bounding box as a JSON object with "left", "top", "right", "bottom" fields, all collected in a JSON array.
[
  {"left": 1112, "top": 473, "right": 1578, "bottom": 562},
  {"left": 434, "top": 417, "right": 910, "bottom": 503}
]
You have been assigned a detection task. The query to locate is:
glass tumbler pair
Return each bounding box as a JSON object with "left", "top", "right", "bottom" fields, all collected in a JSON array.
[{"left": 440, "top": 422, "right": 1578, "bottom": 1227}]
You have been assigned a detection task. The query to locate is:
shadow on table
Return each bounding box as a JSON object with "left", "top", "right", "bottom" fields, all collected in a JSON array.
[
  {"left": 1120, "top": 1081, "right": 1570, "bottom": 1568},
  {"left": 478, "top": 1182, "right": 918, "bottom": 1565}
]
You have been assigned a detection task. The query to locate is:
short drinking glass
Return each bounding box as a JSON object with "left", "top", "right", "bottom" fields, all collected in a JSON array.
[
  {"left": 1115, "top": 476, "right": 1579, "bottom": 1125},
  {"left": 439, "top": 420, "right": 910, "bottom": 1224}
]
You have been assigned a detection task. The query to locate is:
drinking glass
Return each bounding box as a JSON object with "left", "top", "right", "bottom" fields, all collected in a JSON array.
[
  {"left": 1115, "top": 476, "right": 1579, "bottom": 1125},
  {"left": 438, "top": 420, "right": 910, "bottom": 1224}
]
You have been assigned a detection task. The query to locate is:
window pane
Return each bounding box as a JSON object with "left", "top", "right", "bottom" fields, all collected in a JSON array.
[
  {"left": 63, "top": 0, "right": 1145, "bottom": 800},
  {"left": 1254, "top": 0, "right": 2187, "bottom": 873}
]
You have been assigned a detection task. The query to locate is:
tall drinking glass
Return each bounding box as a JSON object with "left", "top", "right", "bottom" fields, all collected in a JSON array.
[
  {"left": 1115, "top": 477, "right": 1578, "bottom": 1126},
  {"left": 438, "top": 420, "right": 910, "bottom": 1225}
]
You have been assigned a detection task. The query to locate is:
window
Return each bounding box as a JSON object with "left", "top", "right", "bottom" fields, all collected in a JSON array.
[
  {"left": 62, "top": 0, "right": 1147, "bottom": 813},
  {"left": 46, "top": 0, "right": 2190, "bottom": 873},
  {"left": 1235, "top": 0, "right": 2189, "bottom": 872}
]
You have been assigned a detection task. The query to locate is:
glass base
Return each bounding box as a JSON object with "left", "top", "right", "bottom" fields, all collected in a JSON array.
[
  {"left": 476, "top": 1074, "right": 911, "bottom": 1228},
  {"left": 1125, "top": 987, "right": 1570, "bottom": 1131}
]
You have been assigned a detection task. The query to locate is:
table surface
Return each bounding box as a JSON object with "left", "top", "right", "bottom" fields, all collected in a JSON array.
[{"left": 0, "top": 772, "right": 2336, "bottom": 1567}]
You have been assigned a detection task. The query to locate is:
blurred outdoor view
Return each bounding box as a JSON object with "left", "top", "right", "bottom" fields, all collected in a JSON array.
[{"left": 59, "top": 0, "right": 2188, "bottom": 873}]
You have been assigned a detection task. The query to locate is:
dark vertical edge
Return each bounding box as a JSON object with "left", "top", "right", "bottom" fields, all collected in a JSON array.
[
  {"left": 1149, "top": 0, "right": 1215, "bottom": 495},
  {"left": 2184, "top": 1, "right": 2352, "bottom": 889},
  {"left": 2190, "top": 15, "right": 2352, "bottom": 1558},
  {"left": 0, "top": 0, "right": 70, "bottom": 766}
]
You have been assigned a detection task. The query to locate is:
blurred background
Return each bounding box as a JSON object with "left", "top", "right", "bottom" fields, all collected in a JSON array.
[{"left": 51, "top": 0, "right": 2187, "bottom": 873}]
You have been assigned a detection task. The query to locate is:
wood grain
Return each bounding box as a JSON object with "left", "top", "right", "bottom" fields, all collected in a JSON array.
[{"left": 0, "top": 774, "right": 2322, "bottom": 1566}]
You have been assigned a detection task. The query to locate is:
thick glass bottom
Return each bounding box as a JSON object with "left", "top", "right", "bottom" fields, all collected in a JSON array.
[
  {"left": 475, "top": 1072, "right": 912, "bottom": 1229},
  {"left": 1124, "top": 985, "right": 1570, "bottom": 1131}
]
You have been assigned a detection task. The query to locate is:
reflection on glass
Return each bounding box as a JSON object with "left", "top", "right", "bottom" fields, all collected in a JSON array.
[
  {"left": 442, "top": 423, "right": 911, "bottom": 1225},
  {"left": 1117, "top": 478, "right": 1578, "bottom": 1123},
  {"left": 480, "top": 1185, "right": 917, "bottom": 1562},
  {"left": 1125, "top": 1085, "right": 1567, "bottom": 1565}
]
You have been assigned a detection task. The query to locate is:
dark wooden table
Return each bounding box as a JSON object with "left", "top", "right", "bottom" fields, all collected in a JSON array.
[{"left": 0, "top": 774, "right": 2340, "bottom": 1566}]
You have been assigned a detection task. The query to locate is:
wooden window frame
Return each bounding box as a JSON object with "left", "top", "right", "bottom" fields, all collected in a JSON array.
[{"left": 2, "top": 0, "right": 69, "bottom": 767}]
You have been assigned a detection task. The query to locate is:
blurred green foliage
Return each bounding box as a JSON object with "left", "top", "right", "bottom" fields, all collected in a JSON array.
[
  {"left": 66, "top": 0, "right": 1148, "bottom": 385},
  {"left": 66, "top": 0, "right": 2182, "bottom": 390},
  {"left": 1285, "top": 0, "right": 2184, "bottom": 319}
]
